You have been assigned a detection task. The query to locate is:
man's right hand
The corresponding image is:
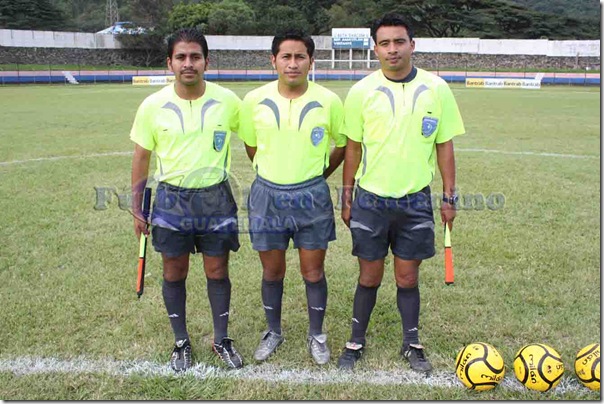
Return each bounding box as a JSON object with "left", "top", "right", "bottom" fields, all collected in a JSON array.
[
  {"left": 341, "top": 185, "right": 354, "bottom": 228},
  {"left": 341, "top": 205, "right": 351, "bottom": 228},
  {"left": 131, "top": 144, "right": 152, "bottom": 239},
  {"left": 134, "top": 213, "right": 149, "bottom": 239}
]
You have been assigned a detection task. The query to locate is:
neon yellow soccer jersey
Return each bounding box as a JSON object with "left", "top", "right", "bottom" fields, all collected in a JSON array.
[
  {"left": 342, "top": 68, "right": 465, "bottom": 198},
  {"left": 130, "top": 82, "right": 241, "bottom": 188},
  {"left": 238, "top": 80, "right": 346, "bottom": 185}
]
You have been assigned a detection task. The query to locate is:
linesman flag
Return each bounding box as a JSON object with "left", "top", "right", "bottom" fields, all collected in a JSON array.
[
  {"left": 444, "top": 224, "right": 454, "bottom": 285},
  {"left": 137, "top": 187, "right": 152, "bottom": 298}
]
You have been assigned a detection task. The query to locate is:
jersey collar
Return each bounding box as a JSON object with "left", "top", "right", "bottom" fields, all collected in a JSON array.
[
  {"left": 382, "top": 66, "right": 417, "bottom": 84},
  {"left": 171, "top": 81, "right": 209, "bottom": 104},
  {"left": 273, "top": 80, "right": 314, "bottom": 103}
]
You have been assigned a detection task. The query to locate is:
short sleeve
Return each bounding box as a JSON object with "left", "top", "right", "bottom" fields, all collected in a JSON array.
[
  {"left": 237, "top": 93, "right": 257, "bottom": 147},
  {"left": 341, "top": 86, "right": 364, "bottom": 142},
  {"left": 435, "top": 82, "right": 465, "bottom": 144},
  {"left": 228, "top": 91, "right": 242, "bottom": 134},
  {"left": 328, "top": 93, "right": 346, "bottom": 147},
  {"left": 129, "top": 99, "right": 155, "bottom": 151}
]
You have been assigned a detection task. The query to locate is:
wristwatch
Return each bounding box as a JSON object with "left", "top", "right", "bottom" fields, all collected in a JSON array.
[{"left": 442, "top": 194, "right": 459, "bottom": 205}]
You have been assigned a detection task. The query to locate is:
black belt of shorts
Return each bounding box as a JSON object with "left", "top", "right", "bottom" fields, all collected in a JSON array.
[
  {"left": 357, "top": 185, "right": 430, "bottom": 200},
  {"left": 158, "top": 179, "right": 229, "bottom": 194},
  {"left": 255, "top": 175, "right": 324, "bottom": 191}
]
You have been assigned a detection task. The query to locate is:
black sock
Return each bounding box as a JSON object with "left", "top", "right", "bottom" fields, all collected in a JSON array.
[
  {"left": 261, "top": 278, "right": 284, "bottom": 335},
  {"left": 162, "top": 279, "right": 189, "bottom": 342},
  {"left": 207, "top": 277, "right": 231, "bottom": 344},
  {"left": 397, "top": 286, "right": 420, "bottom": 347},
  {"left": 304, "top": 275, "right": 327, "bottom": 336},
  {"left": 350, "top": 283, "right": 379, "bottom": 346}
]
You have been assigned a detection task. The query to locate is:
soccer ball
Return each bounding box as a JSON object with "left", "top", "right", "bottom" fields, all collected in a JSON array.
[
  {"left": 455, "top": 342, "right": 505, "bottom": 391},
  {"left": 513, "top": 343, "right": 564, "bottom": 392},
  {"left": 574, "top": 343, "right": 600, "bottom": 391}
]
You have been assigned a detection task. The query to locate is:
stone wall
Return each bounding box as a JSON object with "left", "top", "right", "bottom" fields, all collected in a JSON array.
[
  {"left": 0, "top": 46, "right": 154, "bottom": 66},
  {"left": 0, "top": 46, "right": 599, "bottom": 71},
  {"left": 412, "top": 53, "right": 600, "bottom": 71}
]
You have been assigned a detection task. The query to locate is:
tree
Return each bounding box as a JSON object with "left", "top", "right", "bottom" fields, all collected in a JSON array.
[
  {"left": 458, "top": 1, "right": 600, "bottom": 39},
  {"left": 327, "top": 0, "right": 380, "bottom": 29},
  {"left": 5, "top": 0, "right": 600, "bottom": 39},
  {"left": 508, "top": 0, "right": 601, "bottom": 21},
  {"left": 377, "top": 0, "right": 599, "bottom": 39},
  {"left": 382, "top": 0, "right": 487, "bottom": 37},
  {"left": 0, "top": 0, "right": 67, "bottom": 30},
  {"left": 48, "top": 0, "right": 125, "bottom": 32},
  {"left": 534, "top": 15, "right": 600, "bottom": 40},
  {"left": 74, "top": 4, "right": 107, "bottom": 32},
  {"left": 254, "top": 5, "right": 311, "bottom": 35},
  {"left": 206, "top": 0, "right": 256, "bottom": 35},
  {"left": 244, "top": 0, "right": 337, "bottom": 34},
  {"left": 285, "top": 0, "right": 334, "bottom": 34},
  {"left": 117, "top": 31, "right": 167, "bottom": 67},
  {"left": 167, "top": 1, "right": 215, "bottom": 32},
  {"left": 128, "top": 0, "right": 177, "bottom": 28}
]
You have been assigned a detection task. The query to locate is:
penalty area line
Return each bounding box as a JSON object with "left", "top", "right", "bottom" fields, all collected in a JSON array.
[{"left": 0, "top": 356, "right": 592, "bottom": 396}]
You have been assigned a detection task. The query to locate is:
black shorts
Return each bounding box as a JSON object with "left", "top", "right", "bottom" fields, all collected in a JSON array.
[
  {"left": 150, "top": 181, "right": 240, "bottom": 257},
  {"left": 350, "top": 186, "right": 435, "bottom": 261},
  {"left": 247, "top": 175, "right": 336, "bottom": 251}
]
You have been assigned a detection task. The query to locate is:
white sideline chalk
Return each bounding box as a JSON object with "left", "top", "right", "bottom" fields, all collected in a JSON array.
[
  {"left": 0, "top": 151, "right": 132, "bottom": 166},
  {"left": 0, "top": 147, "right": 597, "bottom": 167},
  {"left": 0, "top": 356, "right": 593, "bottom": 397},
  {"left": 456, "top": 148, "right": 597, "bottom": 159}
]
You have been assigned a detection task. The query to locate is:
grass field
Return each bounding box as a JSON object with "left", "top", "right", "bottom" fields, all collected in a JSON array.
[{"left": 0, "top": 81, "right": 600, "bottom": 400}]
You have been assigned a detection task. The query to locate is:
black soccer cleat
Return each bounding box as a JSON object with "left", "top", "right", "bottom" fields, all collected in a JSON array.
[
  {"left": 337, "top": 342, "right": 364, "bottom": 370},
  {"left": 402, "top": 344, "right": 433, "bottom": 374},
  {"left": 213, "top": 337, "right": 244, "bottom": 369},
  {"left": 170, "top": 339, "right": 192, "bottom": 373}
]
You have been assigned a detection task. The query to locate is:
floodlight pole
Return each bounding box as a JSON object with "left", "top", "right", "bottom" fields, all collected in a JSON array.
[{"left": 106, "top": 0, "right": 120, "bottom": 27}]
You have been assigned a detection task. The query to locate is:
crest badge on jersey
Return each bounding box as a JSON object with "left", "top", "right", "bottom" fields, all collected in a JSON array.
[
  {"left": 421, "top": 117, "right": 438, "bottom": 137},
  {"left": 213, "top": 130, "right": 227, "bottom": 151},
  {"left": 311, "top": 127, "right": 325, "bottom": 146}
]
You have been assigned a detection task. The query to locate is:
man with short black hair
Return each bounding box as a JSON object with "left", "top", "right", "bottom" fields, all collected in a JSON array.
[
  {"left": 239, "top": 30, "right": 346, "bottom": 365},
  {"left": 131, "top": 28, "right": 244, "bottom": 372},
  {"left": 337, "top": 13, "right": 465, "bottom": 373}
]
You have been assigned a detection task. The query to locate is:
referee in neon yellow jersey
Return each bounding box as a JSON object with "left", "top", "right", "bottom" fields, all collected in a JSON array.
[
  {"left": 238, "top": 30, "right": 346, "bottom": 365},
  {"left": 131, "top": 28, "right": 244, "bottom": 373},
  {"left": 336, "top": 13, "right": 465, "bottom": 373}
]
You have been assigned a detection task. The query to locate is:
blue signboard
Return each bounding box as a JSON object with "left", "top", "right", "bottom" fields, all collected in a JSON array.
[{"left": 331, "top": 28, "right": 372, "bottom": 49}]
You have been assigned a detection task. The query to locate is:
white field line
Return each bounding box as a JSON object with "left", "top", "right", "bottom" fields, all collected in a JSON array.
[
  {"left": 0, "top": 356, "right": 593, "bottom": 396},
  {"left": 0, "top": 151, "right": 132, "bottom": 166},
  {"left": 0, "top": 147, "right": 597, "bottom": 167},
  {"left": 456, "top": 148, "right": 598, "bottom": 159}
]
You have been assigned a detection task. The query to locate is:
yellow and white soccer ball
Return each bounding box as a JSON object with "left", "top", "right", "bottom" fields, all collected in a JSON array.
[
  {"left": 574, "top": 343, "right": 600, "bottom": 391},
  {"left": 455, "top": 342, "right": 505, "bottom": 391},
  {"left": 513, "top": 343, "right": 564, "bottom": 392}
]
